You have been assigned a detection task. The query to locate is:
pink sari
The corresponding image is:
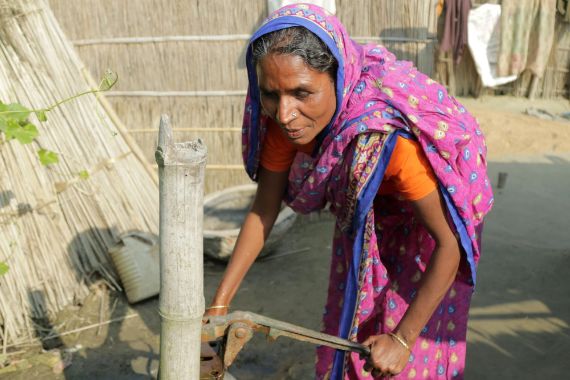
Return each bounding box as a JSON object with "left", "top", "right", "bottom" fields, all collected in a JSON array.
[{"left": 242, "top": 4, "right": 493, "bottom": 379}]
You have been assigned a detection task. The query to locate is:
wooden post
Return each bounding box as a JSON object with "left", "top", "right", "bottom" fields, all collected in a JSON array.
[{"left": 155, "top": 114, "right": 207, "bottom": 379}]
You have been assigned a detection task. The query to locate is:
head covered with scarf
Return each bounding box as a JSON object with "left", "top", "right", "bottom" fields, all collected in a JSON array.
[{"left": 242, "top": 4, "right": 493, "bottom": 379}]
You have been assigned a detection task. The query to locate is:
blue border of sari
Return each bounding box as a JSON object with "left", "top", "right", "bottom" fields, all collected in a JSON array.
[
  {"left": 331, "top": 130, "right": 402, "bottom": 378},
  {"left": 440, "top": 186, "right": 477, "bottom": 286}
]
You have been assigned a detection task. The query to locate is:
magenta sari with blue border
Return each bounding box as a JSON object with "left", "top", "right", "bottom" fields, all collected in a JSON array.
[{"left": 242, "top": 4, "right": 493, "bottom": 379}]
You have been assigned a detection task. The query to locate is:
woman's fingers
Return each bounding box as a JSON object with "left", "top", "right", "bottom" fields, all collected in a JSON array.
[
  {"left": 202, "top": 308, "right": 228, "bottom": 325},
  {"left": 361, "top": 334, "right": 409, "bottom": 376},
  {"left": 362, "top": 336, "right": 372, "bottom": 345},
  {"left": 364, "top": 355, "right": 391, "bottom": 377},
  {"left": 365, "top": 362, "right": 394, "bottom": 378},
  {"left": 371, "top": 368, "right": 380, "bottom": 377}
]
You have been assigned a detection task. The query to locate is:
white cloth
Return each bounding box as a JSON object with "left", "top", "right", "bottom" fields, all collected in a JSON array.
[
  {"left": 467, "top": 4, "right": 517, "bottom": 87},
  {"left": 267, "top": 0, "right": 336, "bottom": 15}
]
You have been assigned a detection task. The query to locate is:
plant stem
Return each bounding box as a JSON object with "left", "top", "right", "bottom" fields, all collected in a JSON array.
[{"left": 0, "top": 86, "right": 113, "bottom": 116}]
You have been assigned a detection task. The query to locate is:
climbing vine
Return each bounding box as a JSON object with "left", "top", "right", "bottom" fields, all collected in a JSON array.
[{"left": 0, "top": 70, "right": 118, "bottom": 276}]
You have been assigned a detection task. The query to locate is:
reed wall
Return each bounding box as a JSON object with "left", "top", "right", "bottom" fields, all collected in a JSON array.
[{"left": 47, "top": 0, "right": 439, "bottom": 193}]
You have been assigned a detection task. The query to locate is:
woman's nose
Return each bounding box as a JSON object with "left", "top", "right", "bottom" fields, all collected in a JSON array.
[{"left": 276, "top": 97, "right": 296, "bottom": 124}]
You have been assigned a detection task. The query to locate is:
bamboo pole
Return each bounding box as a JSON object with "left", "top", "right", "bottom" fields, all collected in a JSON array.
[
  {"left": 105, "top": 90, "right": 247, "bottom": 97},
  {"left": 130, "top": 127, "right": 241, "bottom": 133},
  {"left": 71, "top": 34, "right": 436, "bottom": 46},
  {"left": 155, "top": 115, "right": 206, "bottom": 380}
]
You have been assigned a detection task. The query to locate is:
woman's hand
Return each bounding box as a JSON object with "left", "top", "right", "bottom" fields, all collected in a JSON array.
[
  {"left": 202, "top": 305, "right": 230, "bottom": 325},
  {"left": 362, "top": 334, "right": 410, "bottom": 377}
]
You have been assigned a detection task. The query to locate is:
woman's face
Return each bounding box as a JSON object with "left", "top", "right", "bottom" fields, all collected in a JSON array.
[{"left": 256, "top": 53, "right": 336, "bottom": 146}]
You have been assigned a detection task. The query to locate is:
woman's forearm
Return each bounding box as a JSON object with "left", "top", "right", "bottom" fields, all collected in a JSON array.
[
  {"left": 394, "top": 240, "right": 460, "bottom": 347},
  {"left": 392, "top": 189, "right": 462, "bottom": 347},
  {"left": 209, "top": 167, "right": 289, "bottom": 309}
]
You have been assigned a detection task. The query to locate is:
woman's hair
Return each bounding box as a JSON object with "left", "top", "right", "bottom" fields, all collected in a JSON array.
[{"left": 251, "top": 27, "right": 337, "bottom": 81}]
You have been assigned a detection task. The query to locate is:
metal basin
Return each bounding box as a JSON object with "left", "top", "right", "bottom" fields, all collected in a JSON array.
[{"left": 203, "top": 184, "right": 296, "bottom": 261}]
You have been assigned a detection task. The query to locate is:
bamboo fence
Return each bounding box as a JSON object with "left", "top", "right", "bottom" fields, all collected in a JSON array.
[
  {"left": 0, "top": 0, "right": 158, "bottom": 347},
  {"left": 47, "top": 0, "right": 439, "bottom": 194}
]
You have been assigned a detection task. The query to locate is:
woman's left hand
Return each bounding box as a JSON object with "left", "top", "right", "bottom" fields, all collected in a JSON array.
[{"left": 361, "top": 334, "right": 411, "bottom": 377}]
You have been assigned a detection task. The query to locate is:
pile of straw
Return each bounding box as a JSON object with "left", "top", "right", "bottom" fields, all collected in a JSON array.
[
  {"left": 47, "top": 0, "right": 439, "bottom": 193},
  {"left": 0, "top": 0, "right": 158, "bottom": 347}
]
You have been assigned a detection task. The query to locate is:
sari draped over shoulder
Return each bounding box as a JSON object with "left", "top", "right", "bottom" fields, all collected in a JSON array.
[{"left": 242, "top": 4, "right": 493, "bottom": 379}]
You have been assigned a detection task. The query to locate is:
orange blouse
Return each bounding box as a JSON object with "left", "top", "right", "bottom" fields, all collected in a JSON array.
[{"left": 260, "top": 121, "right": 437, "bottom": 201}]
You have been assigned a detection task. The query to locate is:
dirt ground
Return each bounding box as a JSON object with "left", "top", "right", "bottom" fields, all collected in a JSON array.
[{"left": 1, "top": 95, "right": 569, "bottom": 379}]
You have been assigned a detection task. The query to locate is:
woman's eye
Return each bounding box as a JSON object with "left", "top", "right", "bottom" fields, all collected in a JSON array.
[{"left": 261, "top": 91, "right": 277, "bottom": 100}]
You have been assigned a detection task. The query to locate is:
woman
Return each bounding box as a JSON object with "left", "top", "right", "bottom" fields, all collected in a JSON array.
[{"left": 206, "top": 4, "right": 493, "bottom": 379}]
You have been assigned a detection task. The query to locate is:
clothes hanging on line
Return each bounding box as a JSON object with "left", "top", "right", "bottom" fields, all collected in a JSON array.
[
  {"left": 557, "top": 0, "right": 570, "bottom": 22},
  {"left": 439, "top": 0, "right": 472, "bottom": 64},
  {"left": 467, "top": 4, "right": 518, "bottom": 87},
  {"left": 497, "top": 0, "right": 557, "bottom": 78}
]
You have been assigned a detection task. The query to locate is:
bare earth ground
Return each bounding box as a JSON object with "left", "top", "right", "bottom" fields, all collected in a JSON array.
[{"left": 1, "top": 96, "right": 569, "bottom": 379}]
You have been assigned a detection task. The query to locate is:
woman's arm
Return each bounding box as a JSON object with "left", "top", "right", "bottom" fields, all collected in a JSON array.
[
  {"left": 207, "top": 167, "right": 289, "bottom": 315},
  {"left": 363, "top": 189, "right": 461, "bottom": 376}
]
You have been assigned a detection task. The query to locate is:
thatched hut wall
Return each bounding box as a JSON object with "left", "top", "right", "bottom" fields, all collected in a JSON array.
[{"left": 47, "top": 0, "right": 439, "bottom": 193}]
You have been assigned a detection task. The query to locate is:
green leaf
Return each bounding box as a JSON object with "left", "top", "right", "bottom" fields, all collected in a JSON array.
[
  {"left": 0, "top": 103, "right": 31, "bottom": 122},
  {"left": 5, "top": 120, "right": 38, "bottom": 144},
  {"left": 35, "top": 110, "right": 47, "bottom": 122},
  {"left": 19, "top": 122, "right": 38, "bottom": 144},
  {"left": 78, "top": 170, "right": 89, "bottom": 180},
  {"left": 0, "top": 262, "right": 8, "bottom": 276},
  {"left": 38, "top": 149, "right": 59, "bottom": 166},
  {"left": 98, "top": 69, "right": 118, "bottom": 91},
  {"left": 4, "top": 119, "right": 18, "bottom": 140}
]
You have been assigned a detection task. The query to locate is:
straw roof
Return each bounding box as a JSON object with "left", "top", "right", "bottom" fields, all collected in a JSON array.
[
  {"left": 0, "top": 0, "right": 158, "bottom": 347},
  {"left": 47, "top": 0, "right": 439, "bottom": 193}
]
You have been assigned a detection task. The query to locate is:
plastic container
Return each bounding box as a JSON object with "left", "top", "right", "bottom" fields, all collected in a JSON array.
[{"left": 109, "top": 231, "right": 159, "bottom": 304}]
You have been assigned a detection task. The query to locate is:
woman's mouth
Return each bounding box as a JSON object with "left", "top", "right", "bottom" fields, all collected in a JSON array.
[{"left": 285, "top": 128, "right": 305, "bottom": 139}]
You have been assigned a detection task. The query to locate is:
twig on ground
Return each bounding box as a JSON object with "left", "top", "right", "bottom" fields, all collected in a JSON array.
[
  {"left": 4, "top": 313, "right": 139, "bottom": 350},
  {"left": 2, "top": 325, "right": 7, "bottom": 355},
  {"left": 4, "top": 350, "right": 25, "bottom": 357},
  {"left": 97, "top": 290, "right": 105, "bottom": 336},
  {"left": 258, "top": 247, "right": 310, "bottom": 262},
  {"left": 109, "top": 297, "right": 119, "bottom": 316}
]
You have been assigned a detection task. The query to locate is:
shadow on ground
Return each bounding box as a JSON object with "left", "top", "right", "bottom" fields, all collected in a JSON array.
[{"left": 465, "top": 155, "right": 570, "bottom": 379}]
